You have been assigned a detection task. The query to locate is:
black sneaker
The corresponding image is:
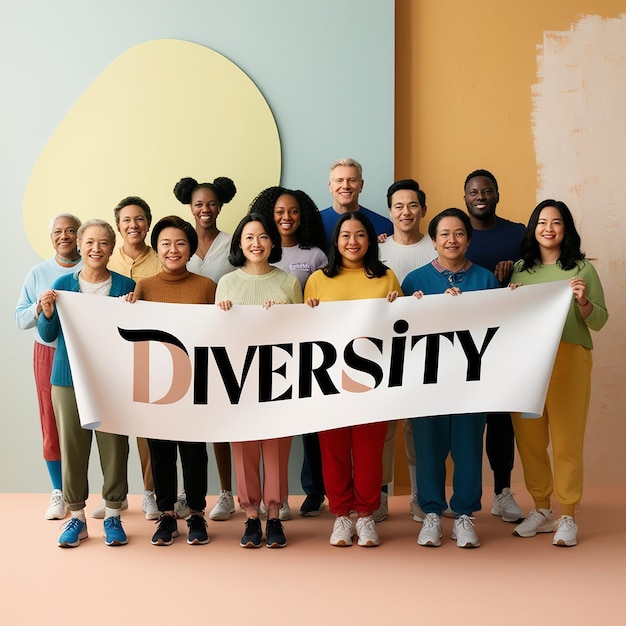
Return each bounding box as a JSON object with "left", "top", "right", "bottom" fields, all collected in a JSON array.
[
  {"left": 299, "top": 494, "right": 325, "bottom": 517},
  {"left": 187, "top": 514, "right": 210, "bottom": 545},
  {"left": 240, "top": 517, "right": 262, "bottom": 548},
  {"left": 266, "top": 518, "right": 287, "bottom": 548},
  {"left": 151, "top": 514, "right": 179, "bottom": 546}
]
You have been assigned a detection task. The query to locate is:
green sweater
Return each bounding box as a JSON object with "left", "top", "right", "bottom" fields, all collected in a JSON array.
[
  {"left": 215, "top": 267, "right": 303, "bottom": 305},
  {"left": 510, "top": 259, "right": 608, "bottom": 349}
]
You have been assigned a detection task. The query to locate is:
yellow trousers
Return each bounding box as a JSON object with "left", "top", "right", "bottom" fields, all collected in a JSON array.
[{"left": 512, "top": 342, "right": 592, "bottom": 517}]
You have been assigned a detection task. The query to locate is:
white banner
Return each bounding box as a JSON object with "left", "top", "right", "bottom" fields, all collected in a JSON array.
[{"left": 56, "top": 281, "right": 573, "bottom": 442}]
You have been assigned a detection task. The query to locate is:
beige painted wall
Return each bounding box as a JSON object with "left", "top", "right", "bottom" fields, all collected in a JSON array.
[{"left": 395, "top": 0, "right": 626, "bottom": 486}]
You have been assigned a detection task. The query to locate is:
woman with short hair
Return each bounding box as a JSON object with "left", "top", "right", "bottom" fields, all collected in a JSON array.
[{"left": 38, "top": 219, "right": 134, "bottom": 548}]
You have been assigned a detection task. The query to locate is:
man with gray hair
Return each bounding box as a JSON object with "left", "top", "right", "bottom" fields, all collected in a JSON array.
[
  {"left": 320, "top": 158, "right": 393, "bottom": 251},
  {"left": 15, "top": 213, "right": 82, "bottom": 520}
]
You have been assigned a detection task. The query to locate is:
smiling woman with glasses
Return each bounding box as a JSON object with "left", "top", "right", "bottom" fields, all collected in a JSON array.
[{"left": 401, "top": 207, "right": 500, "bottom": 550}]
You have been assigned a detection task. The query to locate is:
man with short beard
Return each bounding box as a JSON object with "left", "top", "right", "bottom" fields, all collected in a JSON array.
[{"left": 463, "top": 169, "right": 526, "bottom": 524}]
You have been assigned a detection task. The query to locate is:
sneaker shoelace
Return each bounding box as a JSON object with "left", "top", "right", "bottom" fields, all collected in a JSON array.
[
  {"left": 555, "top": 516, "right": 576, "bottom": 532},
  {"left": 457, "top": 515, "right": 476, "bottom": 531},
  {"left": 528, "top": 509, "right": 547, "bottom": 525},
  {"left": 216, "top": 491, "right": 230, "bottom": 507},
  {"left": 267, "top": 519, "right": 283, "bottom": 534},
  {"left": 61, "top": 517, "right": 83, "bottom": 532},
  {"left": 156, "top": 514, "right": 174, "bottom": 530},
  {"left": 188, "top": 515, "right": 207, "bottom": 530},
  {"left": 423, "top": 513, "right": 439, "bottom": 529},
  {"left": 50, "top": 492, "right": 63, "bottom": 506},
  {"left": 336, "top": 516, "right": 353, "bottom": 533}
]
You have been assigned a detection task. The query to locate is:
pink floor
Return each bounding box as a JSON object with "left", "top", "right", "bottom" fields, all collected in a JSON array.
[{"left": 2, "top": 487, "right": 624, "bottom": 625}]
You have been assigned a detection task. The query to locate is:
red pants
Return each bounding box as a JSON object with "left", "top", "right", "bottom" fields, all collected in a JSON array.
[
  {"left": 319, "top": 422, "right": 387, "bottom": 516},
  {"left": 33, "top": 342, "right": 61, "bottom": 461}
]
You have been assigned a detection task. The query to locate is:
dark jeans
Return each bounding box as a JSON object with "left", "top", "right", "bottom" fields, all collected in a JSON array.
[
  {"left": 300, "top": 433, "right": 325, "bottom": 497},
  {"left": 486, "top": 412, "right": 515, "bottom": 494},
  {"left": 148, "top": 439, "right": 208, "bottom": 512}
]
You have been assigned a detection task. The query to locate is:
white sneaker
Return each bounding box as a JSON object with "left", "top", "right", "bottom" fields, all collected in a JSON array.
[
  {"left": 91, "top": 497, "right": 128, "bottom": 519},
  {"left": 174, "top": 490, "right": 190, "bottom": 519},
  {"left": 142, "top": 491, "right": 160, "bottom": 520},
  {"left": 209, "top": 490, "right": 235, "bottom": 521},
  {"left": 330, "top": 515, "right": 354, "bottom": 546},
  {"left": 452, "top": 515, "right": 480, "bottom": 548},
  {"left": 410, "top": 492, "right": 425, "bottom": 522},
  {"left": 260, "top": 498, "right": 291, "bottom": 520},
  {"left": 279, "top": 498, "right": 291, "bottom": 521},
  {"left": 373, "top": 491, "right": 388, "bottom": 522},
  {"left": 417, "top": 513, "right": 442, "bottom": 546},
  {"left": 491, "top": 488, "right": 524, "bottom": 522},
  {"left": 553, "top": 515, "right": 577, "bottom": 547},
  {"left": 355, "top": 515, "right": 380, "bottom": 547},
  {"left": 513, "top": 508, "right": 554, "bottom": 537},
  {"left": 45, "top": 489, "right": 67, "bottom": 520}
]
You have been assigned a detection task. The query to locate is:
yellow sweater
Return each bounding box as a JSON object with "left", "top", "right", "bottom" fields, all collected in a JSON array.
[{"left": 304, "top": 266, "right": 402, "bottom": 302}]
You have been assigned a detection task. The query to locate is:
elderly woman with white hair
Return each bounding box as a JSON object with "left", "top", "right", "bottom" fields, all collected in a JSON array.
[{"left": 38, "top": 219, "right": 134, "bottom": 548}]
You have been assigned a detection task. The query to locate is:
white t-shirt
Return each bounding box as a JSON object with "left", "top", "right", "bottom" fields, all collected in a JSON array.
[
  {"left": 186, "top": 230, "right": 236, "bottom": 284},
  {"left": 378, "top": 235, "right": 437, "bottom": 284}
]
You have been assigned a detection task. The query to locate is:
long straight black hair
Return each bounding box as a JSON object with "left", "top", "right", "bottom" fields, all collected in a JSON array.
[
  {"left": 324, "top": 211, "right": 389, "bottom": 278},
  {"left": 518, "top": 199, "right": 585, "bottom": 271}
]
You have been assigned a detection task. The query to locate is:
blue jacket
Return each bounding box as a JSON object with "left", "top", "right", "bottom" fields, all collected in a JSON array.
[{"left": 38, "top": 271, "right": 135, "bottom": 387}]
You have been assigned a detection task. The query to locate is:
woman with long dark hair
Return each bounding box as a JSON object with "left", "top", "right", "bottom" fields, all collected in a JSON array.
[
  {"left": 509, "top": 199, "right": 608, "bottom": 547},
  {"left": 304, "top": 211, "right": 401, "bottom": 548},
  {"left": 249, "top": 186, "right": 328, "bottom": 518},
  {"left": 216, "top": 212, "right": 302, "bottom": 548}
]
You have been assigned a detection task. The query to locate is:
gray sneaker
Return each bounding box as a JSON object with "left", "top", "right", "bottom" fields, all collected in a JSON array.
[
  {"left": 513, "top": 508, "right": 554, "bottom": 537},
  {"left": 410, "top": 491, "right": 425, "bottom": 522},
  {"left": 452, "top": 515, "right": 480, "bottom": 548},
  {"left": 174, "top": 490, "right": 190, "bottom": 519},
  {"left": 417, "top": 513, "right": 442, "bottom": 547},
  {"left": 209, "top": 490, "right": 235, "bottom": 521},
  {"left": 373, "top": 491, "right": 388, "bottom": 522},
  {"left": 142, "top": 491, "right": 160, "bottom": 521},
  {"left": 553, "top": 515, "right": 577, "bottom": 547},
  {"left": 491, "top": 488, "right": 524, "bottom": 522},
  {"left": 91, "top": 497, "right": 128, "bottom": 519}
]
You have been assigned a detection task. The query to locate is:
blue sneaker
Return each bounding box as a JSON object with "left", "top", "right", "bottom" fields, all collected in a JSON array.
[
  {"left": 58, "top": 517, "right": 88, "bottom": 548},
  {"left": 104, "top": 516, "right": 128, "bottom": 546}
]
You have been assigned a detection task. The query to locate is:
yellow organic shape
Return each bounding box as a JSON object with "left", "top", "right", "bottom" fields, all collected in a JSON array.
[{"left": 24, "top": 39, "right": 281, "bottom": 258}]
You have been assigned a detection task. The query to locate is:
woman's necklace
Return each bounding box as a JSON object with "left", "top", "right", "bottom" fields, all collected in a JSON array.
[{"left": 55, "top": 253, "right": 81, "bottom": 266}]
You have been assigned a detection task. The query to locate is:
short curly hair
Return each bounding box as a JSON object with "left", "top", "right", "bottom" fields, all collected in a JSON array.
[
  {"left": 113, "top": 196, "right": 152, "bottom": 227},
  {"left": 77, "top": 218, "right": 116, "bottom": 250},
  {"left": 248, "top": 186, "right": 325, "bottom": 250},
  {"left": 464, "top": 169, "right": 498, "bottom": 193}
]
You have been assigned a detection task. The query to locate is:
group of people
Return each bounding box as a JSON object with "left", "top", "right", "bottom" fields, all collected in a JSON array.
[{"left": 16, "top": 158, "right": 607, "bottom": 551}]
